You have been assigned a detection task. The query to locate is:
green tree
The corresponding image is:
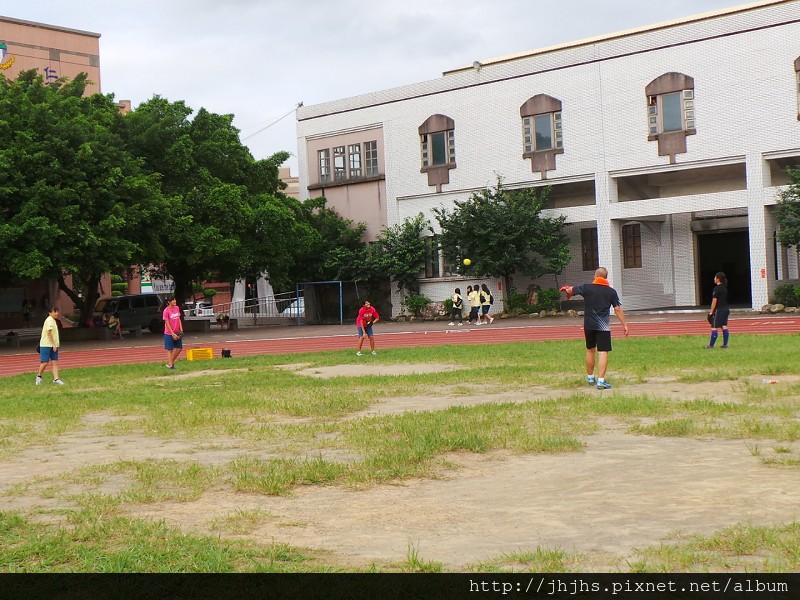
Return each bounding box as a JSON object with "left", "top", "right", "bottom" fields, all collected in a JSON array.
[
  {"left": 433, "top": 180, "right": 570, "bottom": 307},
  {"left": 368, "top": 213, "right": 431, "bottom": 294},
  {"left": 0, "top": 70, "right": 167, "bottom": 322},
  {"left": 291, "top": 196, "right": 368, "bottom": 283},
  {"left": 776, "top": 167, "right": 800, "bottom": 247},
  {"left": 122, "top": 97, "right": 315, "bottom": 302}
]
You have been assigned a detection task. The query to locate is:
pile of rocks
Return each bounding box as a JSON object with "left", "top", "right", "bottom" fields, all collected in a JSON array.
[{"left": 759, "top": 303, "right": 800, "bottom": 313}]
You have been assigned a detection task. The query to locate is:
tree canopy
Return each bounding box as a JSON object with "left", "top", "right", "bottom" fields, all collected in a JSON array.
[
  {"left": 433, "top": 180, "right": 570, "bottom": 304},
  {"left": 368, "top": 213, "right": 431, "bottom": 294},
  {"left": 120, "top": 96, "right": 318, "bottom": 302},
  {"left": 0, "top": 70, "right": 167, "bottom": 321},
  {"left": 290, "top": 196, "right": 368, "bottom": 284},
  {"left": 776, "top": 167, "right": 800, "bottom": 247},
  {"left": 1, "top": 74, "right": 368, "bottom": 320}
]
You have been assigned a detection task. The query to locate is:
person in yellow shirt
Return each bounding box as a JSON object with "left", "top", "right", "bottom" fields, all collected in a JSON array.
[
  {"left": 468, "top": 283, "right": 482, "bottom": 325},
  {"left": 36, "top": 306, "right": 65, "bottom": 385},
  {"left": 480, "top": 283, "right": 495, "bottom": 324}
]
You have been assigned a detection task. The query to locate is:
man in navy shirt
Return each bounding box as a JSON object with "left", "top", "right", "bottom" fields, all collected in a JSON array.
[{"left": 561, "top": 267, "right": 629, "bottom": 390}]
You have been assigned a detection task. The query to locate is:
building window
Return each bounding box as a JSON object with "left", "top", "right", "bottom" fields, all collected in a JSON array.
[
  {"left": 520, "top": 94, "right": 563, "bottom": 178},
  {"left": 348, "top": 144, "right": 362, "bottom": 178},
  {"left": 648, "top": 89, "right": 695, "bottom": 135},
  {"left": 423, "top": 238, "right": 441, "bottom": 278},
  {"left": 622, "top": 224, "right": 642, "bottom": 269},
  {"left": 333, "top": 146, "right": 346, "bottom": 181},
  {"left": 522, "top": 112, "right": 562, "bottom": 153},
  {"left": 421, "top": 130, "right": 455, "bottom": 168},
  {"left": 365, "top": 141, "right": 379, "bottom": 176},
  {"left": 419, "top": 114, "right": 456, "bottom": 192},
  {"left": 581, "top": 228, "right": 599, "bottom": 271},
  {"left": 318, "top": 149, "right": 331, "bottom": 184},
  {"left": 645, "top": 72, "right": 695, "bottom": 163}
]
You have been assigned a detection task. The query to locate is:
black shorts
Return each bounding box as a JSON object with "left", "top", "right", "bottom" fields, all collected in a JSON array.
[
  {"left": 710, "top": 308, "right": 730, "bottom": 328},
  {"left": 585, "top": 329, "right": 612, "bottom": 352}
]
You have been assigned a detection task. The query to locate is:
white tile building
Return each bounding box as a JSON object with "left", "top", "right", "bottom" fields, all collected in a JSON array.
[{"left": 296, "top": 0, "right": 800, "bottom": 314}]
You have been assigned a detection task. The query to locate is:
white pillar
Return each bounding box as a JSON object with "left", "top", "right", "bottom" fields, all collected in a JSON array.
[
  {"left": 256, "top": 274, "right": 277, "bottom": 315},
  {"left": 671, "top": 213, "right": 697, "bottom": 305},
  {"left": 595, "top": 171, "right": 622, "bottom": 284},
  {"left": 746, "top": 153, "right": 772, "bottom": 310}
]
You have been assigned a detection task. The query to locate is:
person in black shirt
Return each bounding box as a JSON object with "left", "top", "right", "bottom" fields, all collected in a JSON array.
[
  {"left": 561, "top": 267, "right": 629, "bottom": 390},
  {"left": 706, "top": 272, "right": 730, "bottom": 349}
]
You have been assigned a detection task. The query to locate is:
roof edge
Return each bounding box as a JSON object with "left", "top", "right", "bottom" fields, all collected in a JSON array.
[
  {"left": 0, "top": 15, "right": 101, "bottom": 38},
  {"left": 444, "top": 0, "right": 790, "bottom": 76}
]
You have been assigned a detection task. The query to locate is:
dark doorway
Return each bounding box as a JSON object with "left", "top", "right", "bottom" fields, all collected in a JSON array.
[{"left": 697, "top": 230, "right": 751, "bottom": 306}]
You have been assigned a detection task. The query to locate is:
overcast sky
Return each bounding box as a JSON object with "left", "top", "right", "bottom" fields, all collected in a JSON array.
[{"left": 5, "top": 1, "right": 752, "bottom": 173}]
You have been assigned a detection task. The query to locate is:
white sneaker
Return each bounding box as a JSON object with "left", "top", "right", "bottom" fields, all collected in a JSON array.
[
  {"left": 35, "top": 376, "right": 42, "bottom": 385},
  {"left": 356, "top": 351, "right": 362, "bottom": 356},
  {"left": 448, "top": 322, "right": 455, "bottom": 326},
  {"left": 53, "top": 379, "right": 65, "bottom": 385},
  {"left": 489, "top": 317, "right": 494, "bottom": 324},
  {"left": 371, "top": 351, "right": 377, "bottom": 355},
  {"left": 476, "top": 321, "right": 482, "bottom": 326},
  {"left": 458, "top": 323, "right": 463, "bottom": 326}
]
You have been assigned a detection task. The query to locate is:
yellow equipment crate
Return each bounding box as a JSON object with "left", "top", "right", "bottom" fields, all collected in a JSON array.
[{"left": 186, "top": 347, "right": 213, "bottom": 361}]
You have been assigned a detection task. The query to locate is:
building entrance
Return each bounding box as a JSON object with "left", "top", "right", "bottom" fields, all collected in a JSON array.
[{"left": 697, "top": 230, "right": 751, "bottom": 307}]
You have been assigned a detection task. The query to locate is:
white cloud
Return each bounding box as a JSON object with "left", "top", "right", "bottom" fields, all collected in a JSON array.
[{"left": 3, "top": 0, "right": 750, "bottom": 172}]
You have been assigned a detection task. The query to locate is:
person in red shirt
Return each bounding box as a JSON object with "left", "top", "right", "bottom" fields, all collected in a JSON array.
[{"left": 356, "top": 299, "right": 380, "bottom": 356}]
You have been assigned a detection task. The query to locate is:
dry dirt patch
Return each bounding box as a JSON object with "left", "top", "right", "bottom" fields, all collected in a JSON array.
[
  {"left": 276, "top": 362, "right": 465, "bottom": 378},
  {"left": 3, "top": 378, "right": 800, "bottom": 570},
  {"left": 125, "top": 433, "right": 800, "bottom": 571}
]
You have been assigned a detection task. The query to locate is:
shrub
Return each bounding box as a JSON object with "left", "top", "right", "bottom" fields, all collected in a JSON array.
[
  {"left": 534, "top": 288, "right": 561, "bottom": 312},
  {"left": 203, "top": 288, "right": 217, "bottom": 298},
  {"left": 772, "top": 283, "right": 799, "bottom": 307},
  {"left": 111, "top": 282, "right": 128, "bottom": 294},
  {"left": 443, "top": 297, "right": 453, "bottom": 312},
  {"left": 507, "top": 293, "right": 529, "bottom": 313},
  {"left": 403, "top": 293, "right": 431, "bottom": 316}
]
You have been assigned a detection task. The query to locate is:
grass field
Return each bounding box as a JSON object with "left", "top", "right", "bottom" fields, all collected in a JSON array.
[{"left": 1, "top": 334, "right": 799, "bottom": 572}]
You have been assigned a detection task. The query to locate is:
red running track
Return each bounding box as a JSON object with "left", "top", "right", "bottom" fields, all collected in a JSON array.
[{"left": 3, "top": 316, "right": 800, "bottom": 378}]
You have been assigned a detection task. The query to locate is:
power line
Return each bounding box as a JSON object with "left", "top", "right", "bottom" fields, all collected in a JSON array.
[{"left": 241, "top": 101, "right": 303, "bottom": 142}]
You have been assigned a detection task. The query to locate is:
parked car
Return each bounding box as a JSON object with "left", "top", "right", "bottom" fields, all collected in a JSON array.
[
  {"left": 183, "top": 301, "right": 214, "bottom": 319},
  {"left": 280, "top": 297, "right": 305, "bottom": 318},
  {"left": 98, "top": 293, "right": 165, "bottom": 333}
]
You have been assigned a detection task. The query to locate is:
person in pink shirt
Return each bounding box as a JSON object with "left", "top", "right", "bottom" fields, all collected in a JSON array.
[
  {"left": 355, "top": 299, "right": 380, "bottom": 356},
  {"left": 162, "top": 296, "right": 184, "bottom": 369}
]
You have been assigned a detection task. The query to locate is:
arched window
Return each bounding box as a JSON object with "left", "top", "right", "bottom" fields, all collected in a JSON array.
[
  {"left": 645, "top": 73, "right": 696, "bottom": 163},
  {"left": 520, "top": 94, "right": 563, "bottom": 178},
  {"left": 419, "top": 114, "right": 456, "bottom": 192}
]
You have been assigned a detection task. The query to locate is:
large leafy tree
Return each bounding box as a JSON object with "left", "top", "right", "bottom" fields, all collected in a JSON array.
[
  {"left": 433, "top": 180, "right": 570, "bottom": 306},
  {"left": 0, "top": 70, "right": 167, "bottom": 322},
  {"left": 776, "top": 167, "right": 800, "bottom": 247},
  {"left": 121, "top": 97, "right": 315, "bottom": 302},
  {"left": 368, "top": 213, "right": 431, "bottom": 294},
  {"left": 291, "top": 196, "right": 368, "bottom": 283}
]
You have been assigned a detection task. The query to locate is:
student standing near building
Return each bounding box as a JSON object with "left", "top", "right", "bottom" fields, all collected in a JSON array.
[
  {"left": 560, "top": 267, "right": 629, "bottom": 390},
  {"left": 706, "top": 272, "right": 730, "bottom": 349},
  {"left": 356, "top": 299, "right": 381, "bottom": 356},
  {"left": 35, "top": 306, "right": 65, "bottom": 385},
  {"left": 449, "top": 287, "right": 464, "bottom": 326},
  {"left": 480, "top": 283, "right": 495, "bottom": 325},
  {"left": 163, "top": 296, "right": 184, "bottom": 369}
]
